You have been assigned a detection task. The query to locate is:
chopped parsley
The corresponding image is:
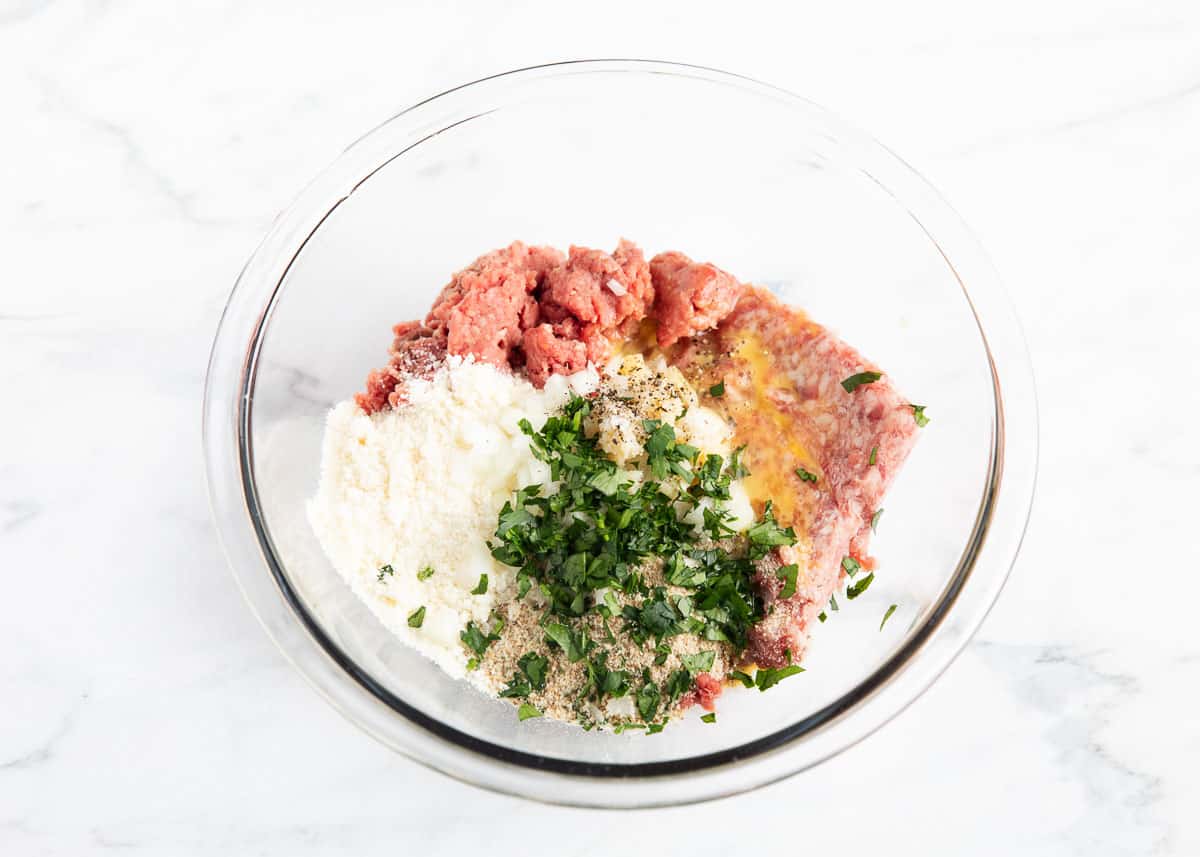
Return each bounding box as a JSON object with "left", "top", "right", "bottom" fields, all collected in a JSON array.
[
  {"left": 871, "top": 509, "right": 883, "bottom": 532},
  {"left": 376, "top": 564, "right": 394, "bottom": 582},
  {"left": 730, "top": 670, "right": 755, "bottom": 688},
  {"left": 709, "top": 380, "right": 725, "bottom": 398},
  {"left": 471, "top": 574, "right": 489, "bottom": 595},
  {"left": 636, "top": 681, "right": 661, "bottom": 721},
  {"left": 460, "top": 619, "right": 500, "bottom": 658},
  {"left": 491, "top": 394, "right": 772, "bottom": 658},
  {"left": 776, "top": 563, "right": 798, "bottom": 600},
  {"left": 727, "top": 445, "right": 750, "bottom": 479},
  {"left": 517, "top": 703, "right": 542, "bottom": 721},
  {"left": 910, "top": 404, "right": 930, "bottom": 427},
  {"left": 544, "top": 623, "right": 589, "bottom": 662},
  {"left": 846, "top": 572, "right": 875, "bottom": 600},
  {"left": 841, "top": 556, "right": 861, "bottom": 577},
  {"left": 406, "top": 606, "right": 425, "bottom": 628},
  {"left": 746, "top": 501, "right": 797, "bottom": 560},
  {"left": 754, "top": 664, "right": 805, "bottom": 691},
  {"left": 664, "top": 669, "right": 693, "bottom": 706},
  {"left": 880, "top": 604, "right": 898, "bottom": 630},
  {"left": 486, "top": 393, "right": 839, "bottom": 732},
  {"left": 417, "top": 565, "right": 435, "bottom": 581},
  {"left": 700, "top": 712, "right": 717, "bottom": 724},
  {"left": 818, "top": 611, "right": 827, "bottom": 623},
  {"left": 868, "top": 445, "right": 878, "bottom": 466},
  {"left": 680, "top": 650, "right": 716, "bottom": 675},
  {"left": 499, "top": 651, "right": 550, "bottom": 699},
  {"left": 841, "top": 371, "right": 882, "bottom": 393}
]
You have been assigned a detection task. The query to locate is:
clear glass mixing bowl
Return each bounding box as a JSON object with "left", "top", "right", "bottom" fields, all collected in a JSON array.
[{"left": 203, "top": 60, "right": 1037, "bottom": 808}]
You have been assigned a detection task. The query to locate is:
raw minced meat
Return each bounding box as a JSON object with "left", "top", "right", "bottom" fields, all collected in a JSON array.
[
  {"left": 669, "top": 286, "right": 921, "bottom": 669},
  {"left": 649, "top": 251, "right": 744, "bottom": 348},
  {"left": 355, "top": 240, "right": 745, "bottom": 411}
]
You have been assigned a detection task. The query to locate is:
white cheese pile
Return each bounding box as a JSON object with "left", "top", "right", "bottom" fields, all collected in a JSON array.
[{"left": 307, "top": 357, "right": 598, "bottom": 678}]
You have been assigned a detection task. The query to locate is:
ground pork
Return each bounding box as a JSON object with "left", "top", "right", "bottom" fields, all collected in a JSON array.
[{"left": 669, "top": 286, "right": 921, "bottom": 669}]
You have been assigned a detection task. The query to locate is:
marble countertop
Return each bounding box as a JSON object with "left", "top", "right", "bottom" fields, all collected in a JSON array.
[{"left": 3, "top": 1, "right": 1197, "bottom": 853}]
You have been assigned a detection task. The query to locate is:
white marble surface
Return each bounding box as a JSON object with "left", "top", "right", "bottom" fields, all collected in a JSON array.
[{"left": 2, "top": 1, "right": 1198, "bottom": 853}]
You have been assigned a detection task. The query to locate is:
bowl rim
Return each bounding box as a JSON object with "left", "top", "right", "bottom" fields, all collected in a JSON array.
[{"left": 203, "top": 58, "right": 1038, "bottom": 807}]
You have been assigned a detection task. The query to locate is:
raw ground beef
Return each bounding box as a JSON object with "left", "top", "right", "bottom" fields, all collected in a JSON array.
[
  {"left": 649, "top": 251, "right": 744, "bottom": 348},
  {"left": 669, "top": 287, "right": 921, "bottom": 669},
  {"left": 353, "top": 322, "right": 447, "bottom": 412},
  {"left": 355, "top": 241, "right": 743, "bottom": 411}
]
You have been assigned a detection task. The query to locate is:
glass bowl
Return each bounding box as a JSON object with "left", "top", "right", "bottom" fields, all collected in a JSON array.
[{"left": 203, "top": 60, "right": 1037, "bottom": 808}]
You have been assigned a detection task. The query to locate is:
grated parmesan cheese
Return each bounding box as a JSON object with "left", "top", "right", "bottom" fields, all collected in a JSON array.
[{"left": 307, "top": 357, "right": 598, "bottom": 678}]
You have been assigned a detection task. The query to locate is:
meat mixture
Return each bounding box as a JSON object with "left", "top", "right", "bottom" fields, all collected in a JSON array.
[
  {"left": 333, "top": 239, "right": 925, "bottom": 731},
  {"left": 667, "top": 287, "right": 920, "bottom": 668}
]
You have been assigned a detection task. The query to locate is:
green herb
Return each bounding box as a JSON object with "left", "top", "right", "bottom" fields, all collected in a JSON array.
[
  {"left": 841, "top": 371, "right": 882, "bottom": 393},
  {"left": 488, "top": 394, "right": 775, "bottom": 690},
  {"left": 868, "top": 445, "right": 878, "bottom": 466},
  {"left": 460, "top": 620, "right": 499, "bottom": 657},
  {"left": 376, "top": 564, "right": 394, "bottom": 582},
  {"left": 910, "top": 404, "right": 930, "bottom": 427},
  {"left": 601, "top": 669, "right": 630, "bottom": 698},
  {"left": 726, "top": 445, "right": 750, "bottom": 479},
  {"left": 709, "top": 380, "right": 725, "bottom": 398},
  {"left": 700, "top": 712, "right": 716, "bottom": 724},
  {"left": 755, "top": 664, "right": 805, "bottom": 691},
  {"left": 646, "top": 721, "right": 666, "bottom": 735},
  {"left": 470, "top": 574, "right": 488, "bottom": 595},
  {"left": 636, "top": 682, "right": 661, "bottom": 721},
  {"left": 499, "top": 675, "right": 530, "bottom": 698},
  {"left": 829, "top": 593, "right": 840, "bottom": 612},
  {"left": 544, "top": 623, "right": 588, "bottom": 662},
  {"left": 842, "top": 556, "right": 861, "bottom": 577},
  {"left": 642, "top": 418, "right": 697, "bottom": 482},
  {"left": 587, "top": 468, "right": 625, "bottom": 496},
  {"left": 406, "top": 606, "right": 425, "bottom": 628},
  {"left": 818, "top": 611, "right": 827, "bottom": 623},
  {"left": 846, "top": 572, "right": 876, "bottom": 600},
  {"left": 519, "top": 652, "right": 549, "bottom": 690},
  {"left": 664, "top": 670, "right": 693, "bottom": 705},
  {"left": 416, "top": 565, "right": 435, "bottom": 581},
  {"left": 680, "top": 650, "right": 716, "bottom": 675},
  {"left": 693, "top": 453, "right": 731, "bottom": 500},
  {"left": 747, "top": 501, "right": 797, "bottom": 559},
  {"left": 500, "top": 651, "right": 552, "bottom": 699},
  {"left": 776, "top": 563, "right": 799, "bottom": 600},
  {"left": 871, "top": 509, "right": 883, "bottom": 532},
  {"left": 880, "top": 604, "right": 898, "bottom": 630},
  {"left": 653, "top": 641, "right": 670, "bottom": 666},
  {"left": 466, "top": 657, "right": 479, "bottom": 671},
  {"left": 517, "top": 703, "right": 542, "bottom": 721},
  {"left": 637, "top": 597, "right": 678, "bottom": 639},
  {"left": 794, "top": 466, "right": 818, "bottom": 484},
  {"left": 730, "top": 670, "right": 755, "bottom": 688}
]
